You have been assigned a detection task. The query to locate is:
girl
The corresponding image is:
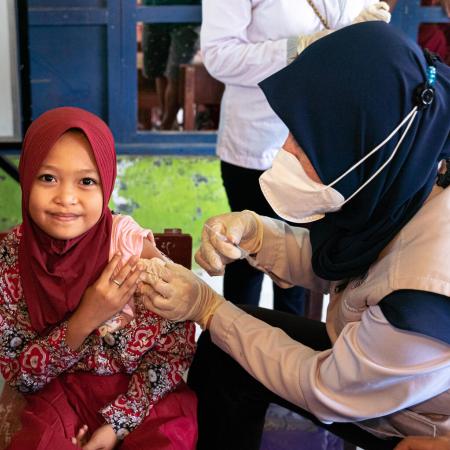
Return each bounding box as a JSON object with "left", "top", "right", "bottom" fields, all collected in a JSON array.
[{"left": 0, "top": 107, "right": 197, "bottom": 449}]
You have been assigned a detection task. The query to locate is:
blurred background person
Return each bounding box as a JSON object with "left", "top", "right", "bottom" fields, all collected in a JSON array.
[{"left": 142, "top": 0, "right": 200, "bottom": 130}]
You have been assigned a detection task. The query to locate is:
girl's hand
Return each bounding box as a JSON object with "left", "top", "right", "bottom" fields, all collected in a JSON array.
[
  {"left": 78, "top": 253, "right": 142, "bottom": 331},
  {"left": 82, "top": 424, "right": 118, "bottom": 450},
  {"left": 71, "top": 424, "right": 89, "bottom": 448},
  {"left": 66, "top": 254, "right": 142, "bottom": 349}
]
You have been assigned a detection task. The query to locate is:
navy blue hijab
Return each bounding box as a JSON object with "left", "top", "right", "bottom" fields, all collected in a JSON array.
[{"left": 259, "top": 22, "right": 450, "bottom": 281}]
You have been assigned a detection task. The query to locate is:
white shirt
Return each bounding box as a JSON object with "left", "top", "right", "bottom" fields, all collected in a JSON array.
[{"left": 201, "top": 0, "right": 376, "bottom": 170}]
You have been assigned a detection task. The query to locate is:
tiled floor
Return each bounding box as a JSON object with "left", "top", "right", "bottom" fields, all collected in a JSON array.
[{"left": 262, "top": 404, "right": 344, "bottom": 450}]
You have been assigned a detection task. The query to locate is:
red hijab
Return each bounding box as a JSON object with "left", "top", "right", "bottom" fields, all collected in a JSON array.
[{"left": 18, "top": 107, "right": 116, "bottom": 334}]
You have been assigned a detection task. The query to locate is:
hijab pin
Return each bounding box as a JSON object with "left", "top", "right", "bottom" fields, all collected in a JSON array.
[
  {"left": 426, "top": 66, "right": 436, "bottom": 86},
  {"left": 414, "top": 49, "right": 438, "bottom": 110}
]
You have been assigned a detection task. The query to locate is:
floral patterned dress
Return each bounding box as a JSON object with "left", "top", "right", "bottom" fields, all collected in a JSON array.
[{"left": 0, "top": 226, "right": 197, "bottom": 448}]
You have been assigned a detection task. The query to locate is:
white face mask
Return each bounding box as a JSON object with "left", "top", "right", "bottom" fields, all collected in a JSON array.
[
  {"left": 259, "top": 150, "right": 344, "bottom": 223},
  {"left": 259, "top": 107, "right": 418, "bottom": 224}
]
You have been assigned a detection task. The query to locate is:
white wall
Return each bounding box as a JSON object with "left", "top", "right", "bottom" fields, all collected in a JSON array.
[{"left": 0, "top": 0, "right": 21, "bottom": 142}]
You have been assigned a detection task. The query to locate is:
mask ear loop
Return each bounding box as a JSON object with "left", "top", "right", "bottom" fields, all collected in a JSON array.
[
  {"left": 322, "top": 50, "right": 437, "bottom": 206},
  {"left": 337, "top": 108, "right": 418, "bottom": 206},
  {"left": 414, "top": 48, "right": 437, "bottom": 110},
  {"left": 322, "top": 106, "right": 418, "bottom": 199}
]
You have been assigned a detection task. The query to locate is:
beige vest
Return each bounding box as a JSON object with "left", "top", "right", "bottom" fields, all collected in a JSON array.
[{"left": 326, "top": 186, "right": 450, "bottom": 438}]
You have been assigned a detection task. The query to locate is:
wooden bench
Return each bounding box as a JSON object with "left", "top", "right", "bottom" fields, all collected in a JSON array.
[{"left": 179, "top": 63, "right": 224, "bottom": 131}]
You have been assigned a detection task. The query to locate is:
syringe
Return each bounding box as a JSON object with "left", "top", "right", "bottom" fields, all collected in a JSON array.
[{"left": 204, "top": 223, "right": 256, "bottom": 264}]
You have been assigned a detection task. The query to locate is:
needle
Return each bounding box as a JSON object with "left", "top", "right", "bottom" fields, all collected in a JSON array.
[
  {"left": 204, "top": 223, "right": 256, "bottom": 263},
  {"left": 202, "top": 223, "right": 287, "bottom": 284}
]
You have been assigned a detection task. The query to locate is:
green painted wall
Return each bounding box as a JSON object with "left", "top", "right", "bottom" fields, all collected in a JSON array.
[
  {"left": 0, "top": 156, "right": 230, "bottom": 265},
  {"left": 0, "top": 158, "right": 21, "bottom": 231}
]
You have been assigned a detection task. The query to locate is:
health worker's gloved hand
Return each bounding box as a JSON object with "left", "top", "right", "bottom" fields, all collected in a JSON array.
[
  {"left": 139, "top": 261, "right": 225, "bottom": 329},
  {"left": 352, "top": 2, "right": 391, "bottom": 24},
  {"left": 296, "top": 2, "right": 390, "bottom": 56},
  {"left": 296, "top": 29, "right": 333, "bottom": 55},
  {"left": 194, "top": 210, "right": 263, "bottom": 276}
]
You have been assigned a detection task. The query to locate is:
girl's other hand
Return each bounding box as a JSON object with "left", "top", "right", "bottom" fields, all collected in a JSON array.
[
  {"left": 82, "top": 424, "right": 118, "bottom": 450},
  {"left": 66, "top": 254, "right": 142, "bottom": 350},
  {"left": 71, "top": 424, "right": 89, "bottom": 448},
  {"left": 78, "top": 253, "right": 142, "bottom": 331}
]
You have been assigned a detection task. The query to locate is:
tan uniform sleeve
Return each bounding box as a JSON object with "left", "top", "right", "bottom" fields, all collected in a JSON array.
[
  {"left": 210, "top": 302, "right": 450, "bottom": 423},
  {"left": 249, "top": 216, "right": 329, "bottom": 293}
]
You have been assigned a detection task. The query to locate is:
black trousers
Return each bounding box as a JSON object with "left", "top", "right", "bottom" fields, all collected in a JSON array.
[
  {"left": 221, "top": 161, "right": 306, "bottom": 315},
  {"left": 187, "top": 306, "right": 401, "bottom": 450}
]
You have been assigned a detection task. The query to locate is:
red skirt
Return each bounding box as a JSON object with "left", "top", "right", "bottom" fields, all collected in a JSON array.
[{"left": 7, "top": 373, "right": 197, "bottom": 450}]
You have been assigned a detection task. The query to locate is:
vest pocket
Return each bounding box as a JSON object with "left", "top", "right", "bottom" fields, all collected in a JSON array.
[
  {"left": 358, "top": 409, "right": 437, "bottom": 439},
  {"left": 388, "top": 409, "right": 437, "bottom": 437}
]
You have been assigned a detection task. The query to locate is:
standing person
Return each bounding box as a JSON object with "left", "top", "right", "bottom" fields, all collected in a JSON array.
[
  {"left": 200, "top": 0, "right": 391, "bottom": 314},
  {"left": 1, "top": 107, "right": 197, "bottom": 450},
  {"left": 140, "top": 22, "right": 450, "bottom": 450},
  {"left": 142, "top": 0, "right": 200, "bottom": 130}
]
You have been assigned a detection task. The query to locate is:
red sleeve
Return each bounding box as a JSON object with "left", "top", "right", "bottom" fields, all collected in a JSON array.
[
  {"left": 100, "top": 311, "right": 196, "bottom": 437},
  {"left": 0, "top": 319, "right": 86, "bottom": 393}
]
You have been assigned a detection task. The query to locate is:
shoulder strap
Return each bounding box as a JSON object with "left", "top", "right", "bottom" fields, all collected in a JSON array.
[{"left": 379, "top": 290, "right": 450, "bottom": 345}]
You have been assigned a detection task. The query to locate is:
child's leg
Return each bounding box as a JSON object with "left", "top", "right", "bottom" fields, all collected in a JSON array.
[
  {"left": 8, "top": 373, "right": 129, "bottom": 450},
  {"left": 7, "top": 379, "right": 80, "bottom": 450},
  {"left": 121, "top": 382, "right": 197, "bottom": 450},
  {"left": 7, "top": 412, "right": 78, "bottom": 450}
]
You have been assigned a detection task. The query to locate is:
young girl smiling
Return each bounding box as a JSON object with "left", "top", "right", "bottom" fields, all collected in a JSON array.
[{"left": 0, "top": 107, "right": 197, "bottom": 450}]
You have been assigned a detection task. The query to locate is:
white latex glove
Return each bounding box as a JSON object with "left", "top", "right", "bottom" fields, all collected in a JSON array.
[
  {"left": 138, "top": 261, "right": 225, "bottom": 329},
  {"left": 194, "top": 210, "right": 263, "bottom": 276},
  {"left": 352, "top": 2, "right": 391, "bottom": 24},
  {"left": 296, "top": 2, "right": 390, "bottom": 56},
  {"left": 296, "top": 29, "right": 333, "bottom": 55},
  {"left": 138, "top": 257, "right": 167, "bottom": 285}
]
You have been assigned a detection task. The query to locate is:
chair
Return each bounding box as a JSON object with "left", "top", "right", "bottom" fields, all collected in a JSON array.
[
  {"left": 0, "top": 230, "right": 10, "bottom": 241},
  {"left": 137, "top": 69, "right": 160, "bottom": 130},
  {"left": 305, "top": 290, "right": 324, "bottom": 321},
  {"left": 0, "top": 261, "right": 23, "bottom": 449},
  {"left": 154, "top": 228, "right": 192, "bottom": 269},
  {"left": 179, "top": 63, "right": 224, "bottom": 130},
  {"left": 0, "top": 385, "right": 24, "bottom": 449}
]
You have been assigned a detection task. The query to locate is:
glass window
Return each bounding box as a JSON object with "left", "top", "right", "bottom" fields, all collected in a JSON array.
[
  {"left": 137, "top": 20, "right": 223, "bottom": 132},
  {"left": 136, "top": 1, "right": 223, "bottom": 133}
]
